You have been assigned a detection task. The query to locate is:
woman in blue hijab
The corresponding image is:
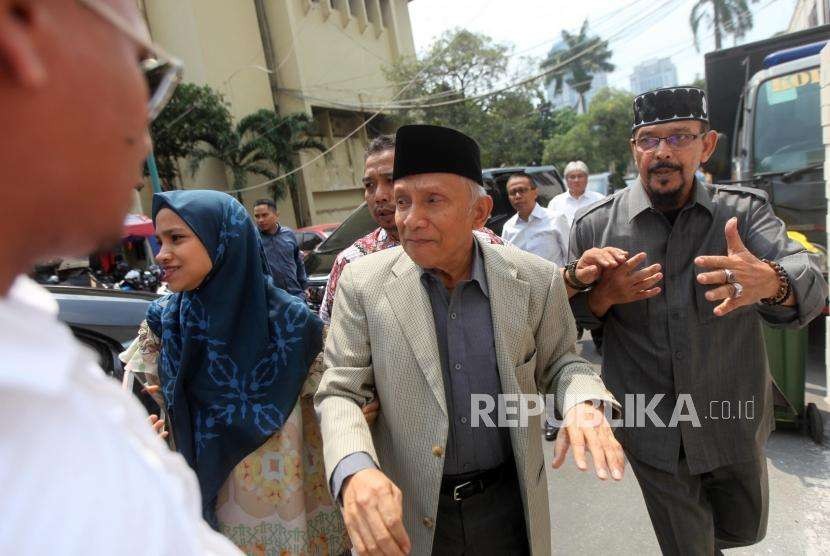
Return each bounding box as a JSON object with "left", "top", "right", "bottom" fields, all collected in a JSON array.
[{"left": 118, "top": 190, "right": 351, "bottom": 553}]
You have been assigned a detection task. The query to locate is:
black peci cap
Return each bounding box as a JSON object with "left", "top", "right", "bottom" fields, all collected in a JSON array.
[
  {"left": 392, "top": 125, "right": 483, "bottom": 185},
  {"left": 632, "top": 86, "right": 709, "bottom": 133}
]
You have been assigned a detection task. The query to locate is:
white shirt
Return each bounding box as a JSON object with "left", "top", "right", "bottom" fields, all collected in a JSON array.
[
  {"left": 0, "top": 277, "right": 241, "bottom": 556},
  {"left": 501, "top": 203, "right": 569, "bottom": 266},
  {"left": 547, "top": 190, "right": 606, "bottom": 226}
]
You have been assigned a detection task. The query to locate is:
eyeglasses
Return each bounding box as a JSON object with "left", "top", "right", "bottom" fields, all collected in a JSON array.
[
  {"left": 508, "top": 187, "right": 533, "bottom": 197},
  {"left": 631, "top": 133, "right": 705, "bottom": 152},
  {"left": 77, "top": 0, "right": 183, "bottom": 121}
]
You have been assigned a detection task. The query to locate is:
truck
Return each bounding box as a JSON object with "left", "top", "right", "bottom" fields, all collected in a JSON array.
[
  {"left": 704, "top": 24, "right": 829, "bottom": 250},
  {"left": 705, "top": 27, "right": 829, "bottom": 443}
]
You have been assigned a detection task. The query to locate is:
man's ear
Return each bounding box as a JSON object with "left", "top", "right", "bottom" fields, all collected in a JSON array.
[
  {"left": 472, "top": 194, "right": 493, "bottom": 229},
  {"left": 0, "top": 1, "right": 47, "bottom": 87},
  {"left": 699, "top": 130, "right": 719, "bottom": 164}
]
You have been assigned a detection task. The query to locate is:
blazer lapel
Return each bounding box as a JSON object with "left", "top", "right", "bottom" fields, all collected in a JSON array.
[{"left": 384, "top": 253, "right": 447, "bottom": 416}]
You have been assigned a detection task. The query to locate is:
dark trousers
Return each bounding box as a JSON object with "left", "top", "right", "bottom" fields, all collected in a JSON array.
[
  {"left": 629, "top": 453, "right": 769, "bottom": 555},
  {"left": 431, "top": 465, "right": 530, "bottom": 556}
]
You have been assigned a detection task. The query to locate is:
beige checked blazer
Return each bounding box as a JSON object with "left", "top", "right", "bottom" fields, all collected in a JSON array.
[{"left": 315, "top": 236, "right": 615, "bottom": 556}]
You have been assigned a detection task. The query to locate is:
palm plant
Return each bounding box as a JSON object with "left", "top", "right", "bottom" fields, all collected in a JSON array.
[
  {"left": 690, "top": 0, "right": 758, "bottom": 51},
  {"left": 236, "top": 110, "right": 325, "bottom": 205},
  {"left": 189, "top": 110, "right": 323, "bottom": 205},
  {"left": 541, "top": 20, "right": 614, "bottom": 114}
]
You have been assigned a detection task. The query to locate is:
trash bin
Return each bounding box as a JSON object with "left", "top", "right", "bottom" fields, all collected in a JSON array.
[{"left": 763, "top": 323, "right": 823, "bottom": 443}]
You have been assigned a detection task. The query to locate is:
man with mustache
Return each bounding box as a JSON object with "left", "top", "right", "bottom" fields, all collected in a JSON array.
[
  {"left": 568, "top": 86, "right": 826, "bottom": 553},
  {"left": 319, "top": 134, "right": 502, "bottom": 326}
]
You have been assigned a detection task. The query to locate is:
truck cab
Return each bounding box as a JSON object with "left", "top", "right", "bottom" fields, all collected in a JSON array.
[{"left": 731, "top": 44, "right": 825, "bottom": 247}]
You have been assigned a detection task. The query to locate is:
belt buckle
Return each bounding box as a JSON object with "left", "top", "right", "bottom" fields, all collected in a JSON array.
[{"left": 452, "top": 481, "right": 473, "bottom": 502}]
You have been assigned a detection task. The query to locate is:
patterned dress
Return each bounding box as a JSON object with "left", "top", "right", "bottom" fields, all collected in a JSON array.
[{"left": 121, "top": 323, "right": 350, "bottom": 556}]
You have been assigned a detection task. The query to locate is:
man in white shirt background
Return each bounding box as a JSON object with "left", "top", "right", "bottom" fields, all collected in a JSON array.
[
  {"left": 547, "top": 160, "right": 606, "bottom": 226},
  {"left": 501, "top": 172, "right": 569, "bottom": 266},
  {"left": 0, "top": 1, "right": 239, "bottom": 554}
]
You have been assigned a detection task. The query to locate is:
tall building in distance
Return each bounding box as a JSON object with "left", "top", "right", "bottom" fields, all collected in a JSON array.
[
  {"left": 629, "top": 58, "right": 678, "bottom": 95},
  {"left": 544, "top": 41, "right": 610, "bottom": 113},
  {"left": 137, "top": 0, "right": 416, "bottom": 227}
]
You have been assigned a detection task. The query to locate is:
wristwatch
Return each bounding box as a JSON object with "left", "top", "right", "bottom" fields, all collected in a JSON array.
[{"left": 564, "top": 260, "right": 594, "bottom": 291}]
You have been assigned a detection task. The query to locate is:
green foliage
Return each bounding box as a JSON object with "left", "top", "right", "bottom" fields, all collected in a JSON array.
[
  {"left": 384, "top": 29, "right": 555, "bottom": 167},
  {"left": 543, "top": 88, "right": 633, "bottom": 184},
  {"left": 690, "top": 0, "right": 758, "bottom": 51},
  {"left": 541, "top": 20, "right": 615, "bottom": 113},
  {"left": 148, "top": 83, "right": 234, "bottom": 190}
]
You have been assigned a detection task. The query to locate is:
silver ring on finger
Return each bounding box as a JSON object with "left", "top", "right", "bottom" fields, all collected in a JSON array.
[
  {"left": 723, "top": 268, "right": 737, "bottom": 284},
  {"left": 730, "top": 282, "right": 744, "bottom": 299}
]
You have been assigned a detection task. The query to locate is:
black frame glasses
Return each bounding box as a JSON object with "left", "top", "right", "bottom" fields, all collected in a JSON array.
[{"left": 77, "top": 0, "right": 183, "bottom": 121}]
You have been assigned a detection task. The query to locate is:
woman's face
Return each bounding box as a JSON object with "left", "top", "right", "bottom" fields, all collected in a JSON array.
[{"left": 154, "top": 208, "right": 213, "bottom": 292}]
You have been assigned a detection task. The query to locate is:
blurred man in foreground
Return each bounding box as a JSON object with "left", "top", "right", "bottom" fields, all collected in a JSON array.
[{"left": 0, "top": 1, "right": 239, "bottom": 553}]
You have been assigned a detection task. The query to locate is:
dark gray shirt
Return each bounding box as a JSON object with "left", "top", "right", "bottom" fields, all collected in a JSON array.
[
  {"left": 570, "top": 180, "right": 826, "bottom": 475},
  {"left": 419, "top": 241, "right": 511, "bottom": 476},
  {"left": 260, "top": 225, "right": 307, "bottom": 300}
]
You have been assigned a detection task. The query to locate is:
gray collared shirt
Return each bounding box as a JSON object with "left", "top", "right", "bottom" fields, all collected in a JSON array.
[
  {"left": 570, "top": 179, "right": 826, "bottom": 475},
  {"left": 419, "top": 240, "right": 510, "bottom": 476}
]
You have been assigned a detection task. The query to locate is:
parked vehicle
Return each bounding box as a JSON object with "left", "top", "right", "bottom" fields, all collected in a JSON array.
[
  {"left": 47, "top": 285, "right": 159, "bottom": 413},
  {"left": 303, "top": 165, "right": 566, "bottom": 312},
  {"left": 587, "top": 172, "right": 612, "bottom": 196},
  {"left": 295, "top": 223, "right": 339, "bottom": 258},
  {"left": 704, "top": 24, "right": 829, "bottom": 251}
]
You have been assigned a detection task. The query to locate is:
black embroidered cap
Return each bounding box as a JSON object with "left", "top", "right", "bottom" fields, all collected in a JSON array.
[
  {"left": 392, "top": 124, "right": 483, "bottom": 185},
  {"left": 632, "top": 86, "right": 708, "bottom": 133}
]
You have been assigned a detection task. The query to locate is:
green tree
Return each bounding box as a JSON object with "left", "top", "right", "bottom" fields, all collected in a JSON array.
[
  {"left": 690, "top": 0, "right": 758, "bottom": 51},
  {"left": 543, "top": 88, "right": 633, "bottom": 186},
  {"left": 235, "top": 110, "right": 325, "bottom": 207},
  {"left": 541, "top": 20, "right": 615, "bottom": 113},
  {"left": 384, "top": 29, "right": 546, "bottom": 167},
  {"left": 148, "top": 84, "right": 234, "bottom": 190}
]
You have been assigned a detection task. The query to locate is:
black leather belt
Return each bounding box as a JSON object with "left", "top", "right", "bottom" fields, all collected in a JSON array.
[{"left": 440, "top": 465, "right": 506, "bottom": 502}]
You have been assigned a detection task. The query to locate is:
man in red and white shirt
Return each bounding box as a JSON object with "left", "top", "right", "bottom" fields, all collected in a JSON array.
[{"left": 319, "top": 135, "right": 502, "bottom": 325}]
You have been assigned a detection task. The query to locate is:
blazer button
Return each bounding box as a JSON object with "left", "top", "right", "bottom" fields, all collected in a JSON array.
[
  {"left": 432, "top": 445, "right": 444, "bottom": 458},
  {"left": 422, "top": 517, "right": 435, "bottom": 529}
]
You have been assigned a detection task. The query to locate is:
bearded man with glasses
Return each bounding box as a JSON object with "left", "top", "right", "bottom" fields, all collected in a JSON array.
[
  {"left": 567, "top": 86, "right": 826, "bottom": 554},
  {"left": 0, "top": 1, "right": 238, "bottom": 553}
]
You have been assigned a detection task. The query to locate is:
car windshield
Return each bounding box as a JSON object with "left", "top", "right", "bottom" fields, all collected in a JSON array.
[
  {"left": 753, "top": 67, "right": 823, "bottom": 174},
  {"left": 314, "top": 203, "right": 376, "bottom": 254}
]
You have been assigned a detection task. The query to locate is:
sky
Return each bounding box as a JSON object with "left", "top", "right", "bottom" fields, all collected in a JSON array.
[{"left": 408, "top": 0, "right": 798, "bottom": 92}]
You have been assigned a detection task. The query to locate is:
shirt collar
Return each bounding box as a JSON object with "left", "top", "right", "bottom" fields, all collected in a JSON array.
[
  {"left": 527, "top": 203, "right": 548, "bottom": 222},
  {"left": 0, "top": 276, "right": 77, "bottom": 396},
  {"left": 419, "top": 237, "right": 490, "bottom": 298},
  {"left": 627, "top": 177, "right": 714, "bottom": 223}
]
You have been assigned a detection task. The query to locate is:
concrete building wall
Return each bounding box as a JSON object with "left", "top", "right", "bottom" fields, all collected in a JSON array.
[
  {"left": 139, "top": 0, "right": 414, "bottom": 227},
  {"left": 789, "top": 0, "right": 829, "bottom": 31},
  {"left": 821, "top": 44, "right": 830, "bottom": 400}
]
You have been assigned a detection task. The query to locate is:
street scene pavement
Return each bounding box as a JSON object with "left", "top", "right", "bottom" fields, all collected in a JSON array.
[{"left": 546, "top": 331, "right": 830, "bottom": 554}]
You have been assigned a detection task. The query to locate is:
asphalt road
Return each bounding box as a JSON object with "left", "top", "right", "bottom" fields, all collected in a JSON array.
[{"left": 545, "top": 328, "right": 830, "bottom": 555}]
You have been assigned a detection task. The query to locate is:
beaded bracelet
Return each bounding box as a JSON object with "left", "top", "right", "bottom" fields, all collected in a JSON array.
[{"left": 760, "top": 259, "right": 792, "bottom": 306}]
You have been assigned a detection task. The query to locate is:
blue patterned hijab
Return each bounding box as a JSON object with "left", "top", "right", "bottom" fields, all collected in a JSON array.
[{"left": 146, "top": 190, "right": 322, "bottom": 527}]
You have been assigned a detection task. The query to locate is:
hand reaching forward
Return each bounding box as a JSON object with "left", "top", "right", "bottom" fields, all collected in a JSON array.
[
  {"left": 574, "top": 246, "right": 629, "bottom": 285},
  {"left": 551, "top": 401, "right": 625, "bottom": 481},
  {"left": 341, "top": 469, "right": 411, "bottom": 556},
  {"left": 587, "top": 252, "right": 663, "bottom": 317},
  {"left": 695, "top": 217, "right": 792, "bottom": 316}
]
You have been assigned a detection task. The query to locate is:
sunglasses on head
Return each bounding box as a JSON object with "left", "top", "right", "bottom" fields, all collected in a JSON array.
[{"left": 77, "top": 0, "right": 183, "bottom": 121}]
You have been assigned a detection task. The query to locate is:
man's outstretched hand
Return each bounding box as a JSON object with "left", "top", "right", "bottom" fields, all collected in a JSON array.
[
  {"left": 551, "top": 401, "right": 625, "bottom": 481},
  {"left": 695, "top": 217, "right": 793, "bottom": 316},
  {"left": 341, "top": 468, "right": 411, "bottom": 556}
]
